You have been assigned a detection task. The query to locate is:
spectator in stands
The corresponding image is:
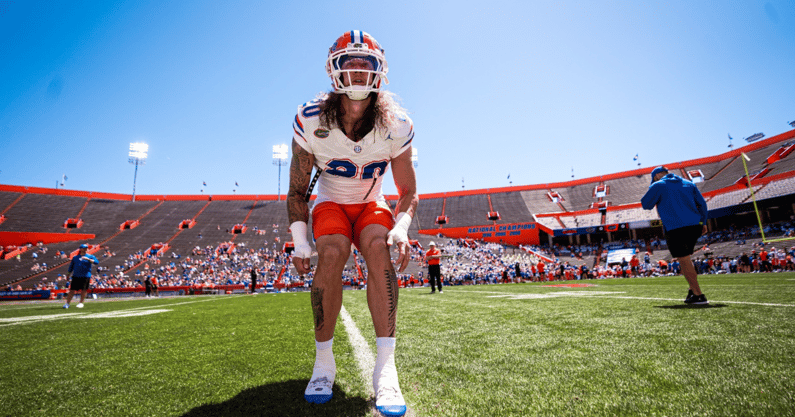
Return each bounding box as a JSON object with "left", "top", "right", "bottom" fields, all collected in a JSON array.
[
  {"left": 424, "top": 241, "right": 443, "bottom": 293},
  {"left": 642, "top": 166, "right": 709, "bottom": 305},
  {"left": 287, "top": 30, "right": 416, "bottom": 413},
  {"left": 63, "top": 244, "right": 99, "bottom": 309}
]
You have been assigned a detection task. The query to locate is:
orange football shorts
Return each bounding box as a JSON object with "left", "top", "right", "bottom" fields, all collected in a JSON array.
[{"left": 312, "top": 201, "right": 395, "bottom": 249}]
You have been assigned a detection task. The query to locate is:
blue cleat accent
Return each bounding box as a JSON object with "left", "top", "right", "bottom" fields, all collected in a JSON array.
[
  {"left": 305, "top": 376, "right": 333, "bottom": 404},
  {"left": 376, "top": 404, "right": 407, "bottom": 416},
  {"left": 304, "top": 393, "right": 332, "bottom": 404}
]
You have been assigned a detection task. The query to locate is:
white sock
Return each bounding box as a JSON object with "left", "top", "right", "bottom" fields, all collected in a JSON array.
[
  {"left": 374, "top": 337, "right": 397, "bottom": 392},
  {"left": 311, "top": 338, "right": 336, "bottom": 381}
]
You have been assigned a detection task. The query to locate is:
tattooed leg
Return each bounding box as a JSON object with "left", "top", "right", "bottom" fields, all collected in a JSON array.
[
  {"left": 311, "top": 287, "right": 325, "bottom": 332},
  {"left": 383, "top": 267, "right": 399, "bottom": 337},
  {"left": 312, "top": 234, "right": 349, "bottom": 342},
  {"left": 359, "top": 224, "right": 400, "bottom": 338}
]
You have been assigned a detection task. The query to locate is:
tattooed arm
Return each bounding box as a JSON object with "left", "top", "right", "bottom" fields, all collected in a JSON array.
[
  {"left": 288, "top": 139, "right": 315, "bottom": 274},
  {"left": 287, "top": 139, "right": 315, "bottom": 224}
]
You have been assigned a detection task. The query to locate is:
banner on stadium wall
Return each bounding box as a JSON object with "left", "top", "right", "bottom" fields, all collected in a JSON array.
[
  {"left": 628, "top": 220, "right": 651, "bottom": 229},
  {"left": 606, "top": 248, "right": 636, "bottom": 264},
  {"left": 0, "top": 290, "right": 51, "bottom": 300},
  {"left": 627, "top": 219, "right": 663, "bottom": 229},
  {"left": 552, "top": 223, "right": 629, "bottom": 237},
  {"left": 419, "top": 222, "right": 540, "bottom": 245}
]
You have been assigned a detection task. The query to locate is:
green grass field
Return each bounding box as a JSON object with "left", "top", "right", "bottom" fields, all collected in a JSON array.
[{"left": 2, "top": 273, "right": 794, "bottom": 416}]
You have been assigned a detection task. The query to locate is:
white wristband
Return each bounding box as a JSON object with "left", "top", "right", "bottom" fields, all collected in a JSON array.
[
  {"left": 290, "top": 221, "right": 309, "bottom": 246},
  {"left": 387, "top": 212, "right": 412, "bottom": 246},
  {"left": 393, "top": 212, "right": 411, "bottom": 233}
]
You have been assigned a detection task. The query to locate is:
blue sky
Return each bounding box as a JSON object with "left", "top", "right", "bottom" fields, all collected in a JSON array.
[{"left": 1, "top": 0, "right": 793, "bottom": 197}]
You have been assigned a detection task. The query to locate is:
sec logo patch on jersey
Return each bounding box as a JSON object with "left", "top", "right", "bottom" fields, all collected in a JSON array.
[{"left": 314, "top": 129, "right": 330, "bottom": 138}]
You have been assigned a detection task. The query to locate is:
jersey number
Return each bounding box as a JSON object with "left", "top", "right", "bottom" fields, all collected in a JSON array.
[{"left": 325, "top": 159, "right": 388, "bottom": 179}]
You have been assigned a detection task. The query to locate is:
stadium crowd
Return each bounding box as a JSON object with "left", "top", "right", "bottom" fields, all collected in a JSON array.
[{"left": 19, "top": 217, "right": 795, "bottom": 293}]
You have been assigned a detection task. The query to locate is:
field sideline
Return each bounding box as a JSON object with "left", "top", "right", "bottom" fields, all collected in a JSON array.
[{"left": 2, "top": 273, "right": 794, "bottom": 416}]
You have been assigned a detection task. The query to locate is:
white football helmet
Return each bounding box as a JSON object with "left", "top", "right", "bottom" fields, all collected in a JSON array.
[{"left": 326, "top": 30, "right": 389, "bottom": 100}]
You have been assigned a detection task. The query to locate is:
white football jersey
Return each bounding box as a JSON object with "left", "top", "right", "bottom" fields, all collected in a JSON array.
[{"left": 292, "top": 98, "right": 414, "bottom": 206}]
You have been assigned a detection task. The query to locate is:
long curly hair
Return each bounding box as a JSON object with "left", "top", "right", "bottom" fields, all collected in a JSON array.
[{"left": 317, "top": 91, "right": 408, "bottom": 141}]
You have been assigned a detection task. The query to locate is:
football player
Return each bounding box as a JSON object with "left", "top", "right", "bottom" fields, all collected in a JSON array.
[{"left": 288, "top": 30, "right": 417, "bottom": 417}]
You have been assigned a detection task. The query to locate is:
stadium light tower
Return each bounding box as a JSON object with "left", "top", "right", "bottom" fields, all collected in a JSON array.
[
  {"left": 411, "top": 147, "right": 419, "bottom": 168},
  {"left": 128, "top": 142, "right": 148, "bottom": 202},
  {"left": 273, "top": 144, "right": 289, "bottom": 200}
]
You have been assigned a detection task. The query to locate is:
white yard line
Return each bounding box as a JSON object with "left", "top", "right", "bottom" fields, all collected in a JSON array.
[
  {"left": 339, "top": 304, "right": 374, "bottom": 397},
  {"left": 453, "top": 289, "right": 795, "bottom": 307},
  {"left": 340, "top": 304, "right": 416, "bottom": 416},
  {"left": 0, "top": 296, "right": 237, "bottom": 327},
  {"left": 589, "top": 295, "right": 795, "bottom": 307}
]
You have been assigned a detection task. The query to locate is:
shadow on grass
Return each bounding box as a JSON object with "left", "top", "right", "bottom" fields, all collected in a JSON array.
[
  {"left": 654, "top": 303, "right": 728, "bottom": 309},
  {"left": 181, "top": 379, "right": 369, "bottom": 417}
]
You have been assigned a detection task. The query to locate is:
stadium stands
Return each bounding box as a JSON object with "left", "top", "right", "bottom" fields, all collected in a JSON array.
[
  {"left": 488, "top": 192, "right": 534, "bottom": 224},
  {"left": 416, "top": 197, "right": 444, "bottom": 231},
  {"left": 519, "top": 189, "right": 562, "bottom": 214},
  {"left": 699, "top": 142, "right": 782, "bottom": 193},
  {"left": 685, "top": 159, "right": 728, "bottom": 186},
  {"left": 77, "top": 199, "right": 160, "bottom": 241},
  {"left": 441, "top": 194, "right": 490, "bottom": 227},
  {"left": 560, "top": 182, "right": 598, "bottom": 212},
  {"left": 754, "top": 177, "right": 795, "bottom": 201},
  {"left": 706, "top": 185, "right": 762, "bottom": 210},
  {"left": 0, "top": 191, "right": 24, "bottom": 215},
  {"left": 2, "top": 129, "right": 795, "bottom": 289},
  {"left": 535, "top": 216, "right": 562, "bottom": 231},
  {"left": 604, "top": 175, "right": 650, "bottom": 206},
  {"left": 0, "top": 194, "right": 88, "bottom": 233},
  {"left": 605, "top": 207, "right": 659, "bottom": 224}
]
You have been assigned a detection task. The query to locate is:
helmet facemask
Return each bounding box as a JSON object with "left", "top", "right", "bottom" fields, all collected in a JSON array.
[{"left": 326, "top": 32, "right": 389, "bottom": 100}]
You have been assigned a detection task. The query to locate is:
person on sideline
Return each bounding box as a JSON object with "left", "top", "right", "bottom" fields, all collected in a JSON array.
[
  {"left": 424, "top": 241, "right": 443, "bottom": 293},
  {"left": 250, "top": 268, "right": 258, "bottom": 294},
  {"left": 641, "top": 166, "right": 709, "bottom": 304},
  {"left": 63, "top": 244, "right": 99, "bottom": 309},
  {"left": 287, "top": 30, "right": 417, "bottom": 417}
]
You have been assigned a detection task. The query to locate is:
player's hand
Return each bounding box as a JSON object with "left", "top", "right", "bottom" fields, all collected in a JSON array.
[
  {"left": 386, "top": 224, "right": 408, "bottom": 248},
  {"left": 387, "top": 212, "right": 411, "bottom": 272},
  {"left": 387, "top": 230, "right": 409, "bottom": 273},
  {"left": 291, "top": 242, "right": 312, "bottom": 275},
  {"left": 391, "top": 240, "right": 409, "bottom": 272}
]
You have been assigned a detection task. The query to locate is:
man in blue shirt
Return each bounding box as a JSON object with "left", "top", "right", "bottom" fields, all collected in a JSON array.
[
  {"left": 63, "top": 244, "right": 99, "bottom": 309},
  {"left": 642, "top": 166, "right": 709, "bottom": 305}
]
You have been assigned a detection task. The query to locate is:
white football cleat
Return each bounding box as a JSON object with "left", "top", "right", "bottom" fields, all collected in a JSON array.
[
  {"left": 304, "top": 376, "right": 333, "bottom": 404},
  {"left": 374, "top": 363, "right": 406, "bottom": 416},
  {"left": 76, "top": 303, "right": 84, "bottom": 308},
  {"left": 375, "top": 384, "right": 406, "bottom": 416}
]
